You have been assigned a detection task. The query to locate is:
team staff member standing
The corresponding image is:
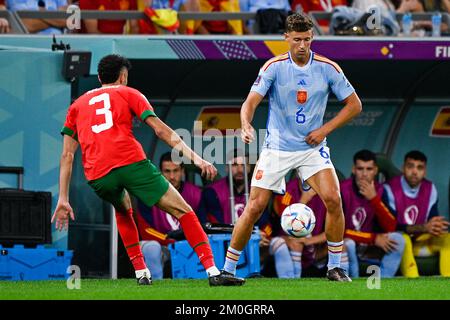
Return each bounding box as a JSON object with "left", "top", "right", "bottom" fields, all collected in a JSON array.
[
  {"left": 52, "top": 54, "right": 244, "bottom": 286},
  {"left": 223, "top": 12, "right": 362, "bottom": 282}
]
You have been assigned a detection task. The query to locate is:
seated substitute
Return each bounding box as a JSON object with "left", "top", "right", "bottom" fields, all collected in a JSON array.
[
  {"left": 135, "top": 151, "right": 202, "bottom": 279},
  {"left": 341, "top": 150, "right": 405, "bottom": 278},
  {"left": 384, "top": 150, "right": 450, "bottom": 277},
  {"left": 271, "top": 175, "right": 329, "bottom": 278},
  {"left": 198, "top": 149, "right": 271, "bottom": 275}
]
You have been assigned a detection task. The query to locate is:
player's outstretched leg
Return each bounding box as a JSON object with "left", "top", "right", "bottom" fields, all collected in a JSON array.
[
  {"left": 223, "top": 187, "right": 272, "bottom": 280},
  {"left": 307, "top": 169, "right": 351, "bottom": 282},
  {"left": 157, "top": 184, "right": 245, "bottom": 286}
]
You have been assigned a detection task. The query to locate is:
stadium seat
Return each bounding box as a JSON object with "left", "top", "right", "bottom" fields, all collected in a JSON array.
[
  {"left": 415, "top": 256, "right": 440, "bottom": 276},
  {"left": 375, "top": 153, "right": 401, "bottom": 183},
  {"left": 373, "top": 154, "right": 441, "bottom": 276}
]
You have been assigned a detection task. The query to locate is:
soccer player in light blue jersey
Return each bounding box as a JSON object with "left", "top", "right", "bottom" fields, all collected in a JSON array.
[{"left": 222, "top": 12, "right": 362, "bottom": 282}]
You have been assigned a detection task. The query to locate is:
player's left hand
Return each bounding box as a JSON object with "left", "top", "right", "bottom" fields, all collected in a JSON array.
[
  {"left": 305, "top": 128, "right": 326, "bottom": 147},
  {"left": 241, "top": 122, "right": 255, "bottom": 144},
  {"left": 358, "top": 180, "right": 377, "bottom": 200},
  {"left": 51, "top": 200, "right": 75, "bottom": 231},
  {"left": 198, "top": 159, "right": 218, "bottom": 181}
]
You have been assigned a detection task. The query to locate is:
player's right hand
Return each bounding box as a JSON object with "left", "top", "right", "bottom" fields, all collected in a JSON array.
[
  {"left": 357, "top": 180, "right": 377, "bottom": 200},
  {"left": 198, "top": 160, "right": 218, "bottom": 181},
  {"left": 375, "top": 233, "right": 398, "bottom": 253},
  {"left": 241, "top": 123, "right": 255, "bottom": 144},
  {"left": 51, "top": 200, "right": 75, "bottom": 231}
]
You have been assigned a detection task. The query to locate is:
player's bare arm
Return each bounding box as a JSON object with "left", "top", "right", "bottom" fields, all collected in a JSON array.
[
  {"left": 42, "top": 6, "right": 69, "bottom": 28},
  {"left": 22, "top": 19, "right": 52, "bottom": 33},
  {"left": 52, "top": 135, "right": 79, "bottom": 231},
  {"left": 145, "top": 116, "right": 217, "bottom": 180},
  {"left": 305, "top": 92, "right": 362, "bottom": 146},
  {"left": 241, "top": 91, "right": 264, "bottom": 144}
]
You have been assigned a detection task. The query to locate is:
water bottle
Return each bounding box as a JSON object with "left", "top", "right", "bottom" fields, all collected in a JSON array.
[
  {"left": 432, "top": 12, "right": 442, "bottom": 37},
  {"left": 402, "top": 13, "right": 412, "bottom": 36}
]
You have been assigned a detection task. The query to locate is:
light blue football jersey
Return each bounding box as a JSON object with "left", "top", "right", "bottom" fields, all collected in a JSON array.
[{"left": 251, "top": 51, "right": 355, "bottom": 152}]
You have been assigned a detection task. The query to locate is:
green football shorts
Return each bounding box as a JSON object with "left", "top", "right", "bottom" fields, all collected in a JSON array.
[{"left": 88, "top": 159, "right": 169, "bottom": 209}]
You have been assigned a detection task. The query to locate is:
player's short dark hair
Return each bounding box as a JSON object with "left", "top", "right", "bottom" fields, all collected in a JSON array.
[
  {"left": 285, "top": 12, "right": 314, "bottom": 33},
  {"left": 97, "top": 54, "right": 131, "bottom": 84},
  {"left": 159, "top": 151, "right": 183, "bottom": 170},
  {"left": 404, "top": 150, "right": 427, "bottom": 163},
  {"left": 353, "top": 149, "right": 377, "bottom": 164}
]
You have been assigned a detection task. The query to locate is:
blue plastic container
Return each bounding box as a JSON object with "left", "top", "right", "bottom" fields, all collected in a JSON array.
[
  {"left": 169, "top": 233, "right": 260, "bottom": 279},
  {"left": 0, "top": 244, "right": 73, "bottom": 281}
]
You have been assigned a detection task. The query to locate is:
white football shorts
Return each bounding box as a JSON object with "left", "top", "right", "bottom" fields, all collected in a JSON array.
[{"left": 251, "top": 145, "right": 335, "bottom": 194}]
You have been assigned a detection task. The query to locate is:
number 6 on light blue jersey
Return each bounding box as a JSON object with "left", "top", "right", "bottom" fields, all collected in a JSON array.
[{"left": 296, "top": 108, "right": 306, "bottom": 124}]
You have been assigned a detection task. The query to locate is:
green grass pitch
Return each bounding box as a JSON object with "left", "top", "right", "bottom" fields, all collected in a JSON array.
[{"left": 0, "top": 277, "right": 449, "bottom": 300}]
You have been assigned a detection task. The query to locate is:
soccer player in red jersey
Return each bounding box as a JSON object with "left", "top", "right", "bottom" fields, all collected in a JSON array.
[{"left": 52, "top": 54, "right": 244, "bottom": 286}]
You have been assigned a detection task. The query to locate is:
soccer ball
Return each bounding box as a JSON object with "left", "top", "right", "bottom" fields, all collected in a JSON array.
[{"left": 281, "top": 203, "right": 316, "bottom": 238}]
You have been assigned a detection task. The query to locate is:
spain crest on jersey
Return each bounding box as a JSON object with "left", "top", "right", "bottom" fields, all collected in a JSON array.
[
  {"left": 255, "top": 170, "right": 264, "bottom": 180},
  {"left": 297, "top": 90, "right": 307, "bottom": 104}
]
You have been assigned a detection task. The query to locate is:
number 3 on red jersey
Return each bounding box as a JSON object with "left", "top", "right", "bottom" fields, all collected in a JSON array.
[{"left": 90, "top": 93, "right": 113, "bottom": 133}]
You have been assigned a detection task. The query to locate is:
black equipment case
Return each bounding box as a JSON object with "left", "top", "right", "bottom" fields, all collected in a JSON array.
[{"left": 0, "top": 167, "right": 52, "bottom": 246}]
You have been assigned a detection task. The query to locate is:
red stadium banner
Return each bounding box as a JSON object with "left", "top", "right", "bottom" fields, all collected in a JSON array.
[{"left": 430, "top": 106, "right": 450, "bottom": 137}]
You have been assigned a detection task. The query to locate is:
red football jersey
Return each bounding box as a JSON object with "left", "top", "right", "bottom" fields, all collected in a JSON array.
[
  {"left": 79, "top": 0, "right": 137, "bottom": 34},
  {"left": 62, "top": 85, "right": 156, "bottom": 181},
  {"left": 291, "top": 0, "right": 348, "bottom": 26}
]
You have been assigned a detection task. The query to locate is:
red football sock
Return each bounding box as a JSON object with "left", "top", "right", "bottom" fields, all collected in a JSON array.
[
  {"left": 115, "top": 208, "right": 146, "bottom": 271},
  {"left": 179, "top": 211, "right": 215, "bottom": 270}
]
